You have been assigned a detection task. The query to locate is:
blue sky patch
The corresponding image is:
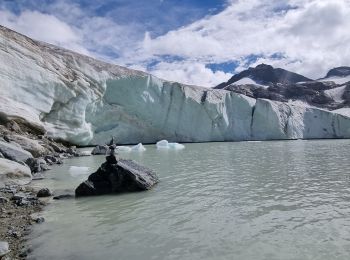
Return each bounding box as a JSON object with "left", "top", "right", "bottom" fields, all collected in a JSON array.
[{"left": 207, "top": 61, "right": 240, "bottom": 73}]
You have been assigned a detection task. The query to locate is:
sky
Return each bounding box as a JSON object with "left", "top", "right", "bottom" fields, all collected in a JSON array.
[{"left": 1, "top": 0, "right": 350, "bottom": 87}]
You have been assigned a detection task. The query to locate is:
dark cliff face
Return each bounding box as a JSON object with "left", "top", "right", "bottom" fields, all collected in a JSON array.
[
  {"left": 325, "top": 67, "right": 350, "bottom": 78},
  {"left": 215, "top": 64, "right": 313, "bottom": 89},
  {"left": 223, "top": 81, "right": 342, "bottom": 109},
  {"left": 215, "top": 64, "right": 350, "bottom": 111}
]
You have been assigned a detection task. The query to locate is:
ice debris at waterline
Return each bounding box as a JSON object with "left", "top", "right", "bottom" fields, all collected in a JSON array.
[
  {"left": 156, "top": 140, "right": 185, "bottom": 150},
  {"left": 117, "top": 146, "right": 132, "bottom": 152},
  {"left": 91, "top": 144, "right": 144, "bottom": 154},
  {"left": 75, "top": 159, "right": 158, "bottom": 197},
  {"left": 69, "top": 166, "right": 90, "bottom": 176},
  {"left": 79, "top": 151, "right": 92, "bottom": 156},
  {"left": 91, "top": 145, "right": 108, "bottom": 155},
  {"left": 131, "top": 143, "right": 146, "bottom": 152}
]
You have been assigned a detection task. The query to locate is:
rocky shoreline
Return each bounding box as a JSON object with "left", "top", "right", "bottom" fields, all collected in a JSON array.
[
  {"left": 0, "top": 117, "right": 159, "bottom": 259},
  {"left": 0, "top": 118, "right": 86, "bottom": 259},
  {"left": 0, "top": 185, "right": 47, "bottom": 259}
]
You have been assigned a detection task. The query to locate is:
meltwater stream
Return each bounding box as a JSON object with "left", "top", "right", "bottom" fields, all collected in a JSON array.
[{"left": 28, "top": 140, "right": 350, "bottom": 260}]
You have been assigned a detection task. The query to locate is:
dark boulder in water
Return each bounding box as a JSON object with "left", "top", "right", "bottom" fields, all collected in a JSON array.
[
  {"left": 37, "top": 188, "right": 52, "bottom": 198},
  {"left": 75, "top": 159, "right": 158, "bottom": 197}
]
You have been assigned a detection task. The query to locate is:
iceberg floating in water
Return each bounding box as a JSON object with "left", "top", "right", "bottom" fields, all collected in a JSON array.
[
  {"left": 69, "top": 166, "right": 90, "bottom": 177},
  {"left": 131, "top": 143, "right": 146, "bottom": 152},
  {"left": 117, "top": 146, "right": 132, "bottom": 152},
  {"left": 156, "top": 140, "right": 185, "bottom": 150},
  {"left": 79, "top": 151, "right": 92, "bottom": 156}
]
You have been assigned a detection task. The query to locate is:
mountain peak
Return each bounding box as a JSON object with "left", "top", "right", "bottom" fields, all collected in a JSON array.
[
  {"left": 325, "top": 67, "right": 350, "bottom": 78},
  {"left": 215, "top": 64, "right": 313, "bottom": 89},
  {"left": 253, "top": 64, "right": 274, "bottom": 70}
]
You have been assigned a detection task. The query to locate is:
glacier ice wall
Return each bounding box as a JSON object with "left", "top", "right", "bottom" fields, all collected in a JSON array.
[
  {"left": 0, "top": 25, "right": 350, "bottom": 145},
  {"left": 86, "top": 75, "right": 256, "bottom": 144},
  {"left": 252, "top": 99, "right": 350, "bottom": 140}
]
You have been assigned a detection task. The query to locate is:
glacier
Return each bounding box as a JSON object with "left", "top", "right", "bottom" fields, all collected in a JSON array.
[{"left": 0, "top": 25, "right": 350, "bottom": 146}]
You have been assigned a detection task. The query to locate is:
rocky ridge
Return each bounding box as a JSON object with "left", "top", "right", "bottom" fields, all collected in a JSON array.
[
  {"left": 215, "top": 64, "right": 350, "bottom": 111},
  {"left": 215, "top": 64, "right": 313, "bottom": 89}
]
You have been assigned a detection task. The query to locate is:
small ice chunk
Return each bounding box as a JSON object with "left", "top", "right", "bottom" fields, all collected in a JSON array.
[
  {"left": 156, "top": 140, "right": 169, "bottom": 149},
  {"left": 168, "top": 143, "right": 185, "bottom": 149},
  {"left": 79, "top": 151, "right": 92, "bottom": 156},
  {"left": 69, "top": 166, "right": 90, "bottom": 176},
  {"left": 156, "top": 140, "right": 185, "bottom": 150},
  {"left": 131, "top": 143, "right": 146, "bottom": 152},
  {"left": 117, "top": 146, "right": 132, "bottom": 152}
]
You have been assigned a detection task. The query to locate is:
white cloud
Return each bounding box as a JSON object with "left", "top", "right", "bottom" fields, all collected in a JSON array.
[
  {"left": 41, "top": 1, "right": 143, "bottom": 61},
  {"left": 134, "top": 0, "right": 350, "bottom": 81},
  {"left": 149, "top": 61, "right": 233, "bottom": 86},
  {"left": 0, "top": 9, "right": 89, "bottom": 55}
]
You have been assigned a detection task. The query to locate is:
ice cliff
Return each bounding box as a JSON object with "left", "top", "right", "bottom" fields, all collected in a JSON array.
[{"left": 0, "top": 25, "right": 350, "bottom": 145}]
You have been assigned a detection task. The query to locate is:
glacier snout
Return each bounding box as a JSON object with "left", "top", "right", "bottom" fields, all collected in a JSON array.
[{"left": 1, "top": 25, "right": 350, "bottom": 145}]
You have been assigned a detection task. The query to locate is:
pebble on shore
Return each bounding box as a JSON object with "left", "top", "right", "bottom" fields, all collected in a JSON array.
[{"left": 0, "top": 185, "right": 45, "bottom": 259}]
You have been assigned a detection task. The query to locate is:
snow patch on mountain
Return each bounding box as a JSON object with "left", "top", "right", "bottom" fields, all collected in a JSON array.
[
  {"left": 320, "top": 76, "right": 350, "bottom": 85},
  {"left": 324, "top": 86, "right": 347, "bottom": 103},
  {"left": 232, "top": 77, "right": 269, "bottom": 88}
]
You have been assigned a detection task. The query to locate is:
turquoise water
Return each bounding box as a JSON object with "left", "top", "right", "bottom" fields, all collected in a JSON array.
[{"left": 28, "top": 140, "right": 350, "bottom": 260}]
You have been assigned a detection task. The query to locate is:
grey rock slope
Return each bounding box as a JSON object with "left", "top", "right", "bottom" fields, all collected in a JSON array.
[
  {"left": 0, "top": 140, "right": 33, "bottom": 162},
  {"left": 0, "top": 158, "right": 32, "bottom": 187},
  {"left": 325, "top": 67, "right": 350, "bottom": 78},
  {"left": 0, "top": 25, "right": 350, "bottom": 145}
]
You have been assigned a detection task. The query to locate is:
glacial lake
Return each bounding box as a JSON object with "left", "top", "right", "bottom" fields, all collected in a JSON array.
[{"left": 28, "top": 140, "right": 350, "bottom": 260}]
